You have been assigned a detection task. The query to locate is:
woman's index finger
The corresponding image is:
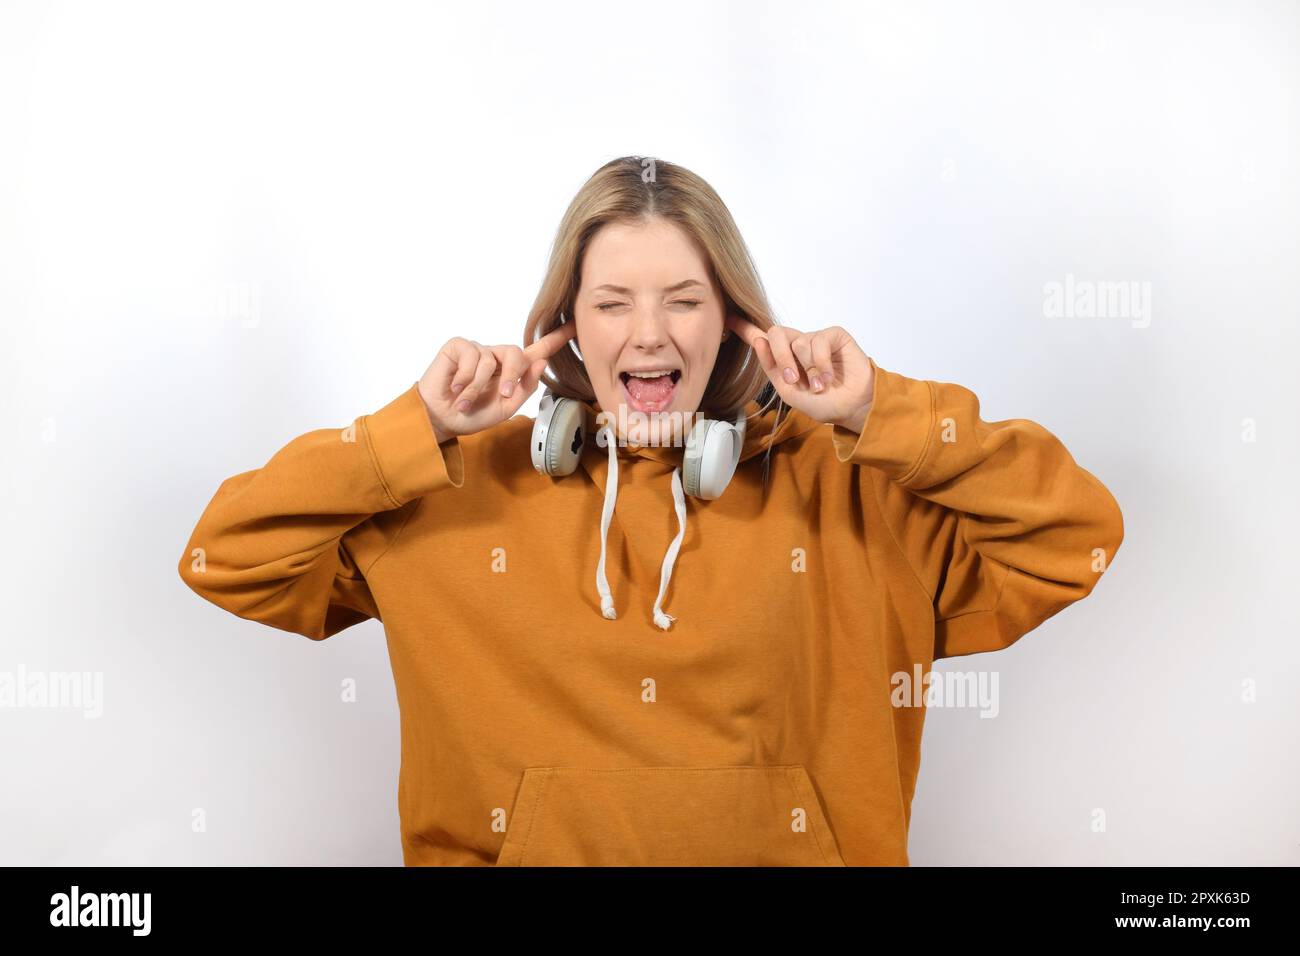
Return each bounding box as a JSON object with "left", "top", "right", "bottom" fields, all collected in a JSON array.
[
  {"left": 523, "top": 320, "right": 578, "bottom": 361},
  {"left": 725, "top": 311, "right": 767, "bottom": 349}
]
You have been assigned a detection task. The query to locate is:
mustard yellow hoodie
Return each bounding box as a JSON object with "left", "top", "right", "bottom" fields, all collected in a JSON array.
[{"left": 178, "top": 358, "right": 1123, "bottom": 866}]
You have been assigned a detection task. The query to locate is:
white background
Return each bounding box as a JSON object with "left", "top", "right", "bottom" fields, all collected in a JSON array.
[{"left": 1, "top": 0, "right": 1296, "bottom": 865}]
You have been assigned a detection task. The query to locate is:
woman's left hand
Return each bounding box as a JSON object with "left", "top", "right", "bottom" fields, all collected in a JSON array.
[{"left": 725, "top": 313, "right": 876, "bottom": 433}]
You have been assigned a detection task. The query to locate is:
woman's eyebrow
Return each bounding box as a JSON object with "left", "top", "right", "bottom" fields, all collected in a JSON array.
[{"left": 590, "top": 280, "right": 706, "bottom": 294}]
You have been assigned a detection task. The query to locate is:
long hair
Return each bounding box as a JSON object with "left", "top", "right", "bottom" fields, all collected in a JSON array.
[{"left": 521, "top": 155, "right": 790, "bottom": 486}]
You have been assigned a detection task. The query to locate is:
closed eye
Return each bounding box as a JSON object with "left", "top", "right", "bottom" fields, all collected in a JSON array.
[{"left": 596, "top": 301, "right": 702, "bottom": 311}]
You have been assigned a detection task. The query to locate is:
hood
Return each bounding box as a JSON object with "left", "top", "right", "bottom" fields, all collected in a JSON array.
[{"left": 566, "top": 395, "right": 824, "bottom": 631}]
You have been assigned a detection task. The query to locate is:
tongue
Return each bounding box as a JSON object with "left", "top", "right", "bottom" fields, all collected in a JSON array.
[{"left": 625, "top": 374, "right": 674, "bottom": 405}]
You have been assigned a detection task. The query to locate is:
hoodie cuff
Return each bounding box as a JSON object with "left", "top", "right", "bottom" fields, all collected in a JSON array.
[
  {"left": 829, "top": 358, "right": 936, "bottom": 486},
  {"left": 361, "top": 382, "right": 465, "bottom": 508}
]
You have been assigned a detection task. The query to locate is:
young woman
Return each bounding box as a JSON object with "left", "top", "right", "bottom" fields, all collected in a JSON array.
[{"left": 179, "top": 156, "right": 1124, "bottom": 866}]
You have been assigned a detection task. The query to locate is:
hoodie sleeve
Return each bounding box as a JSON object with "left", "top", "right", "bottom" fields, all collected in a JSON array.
[
  {"left": 178, "top": 382, "right": 464, "bottom": 640},
  {"left": 830, "top": 359, "right": 1123, "bottom": 660}
]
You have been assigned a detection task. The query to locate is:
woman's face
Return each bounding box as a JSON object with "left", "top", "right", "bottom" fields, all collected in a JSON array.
[{"left": 574, "top": 216, "right": 725, "bottom": 445}]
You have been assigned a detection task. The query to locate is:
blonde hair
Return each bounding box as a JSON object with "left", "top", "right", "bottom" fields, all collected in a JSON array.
[{"left": 522, "top": 155, "right": 787, "bottom": 427}]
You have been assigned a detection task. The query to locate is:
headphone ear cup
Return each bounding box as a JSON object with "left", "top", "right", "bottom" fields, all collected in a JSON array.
[
  {"left": 682, "top": 421, "right": 703, "bottom": 496},
  {"left": 531, "top": 390, "right": 586, "bottom": 477},
  {"left": 682, "top": 417, "right": 744, "bottom": 500}
]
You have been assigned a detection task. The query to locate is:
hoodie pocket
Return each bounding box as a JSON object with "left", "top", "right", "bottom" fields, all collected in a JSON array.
[{"left": 494, "top": 765, "right": 846, "bottom": 866}]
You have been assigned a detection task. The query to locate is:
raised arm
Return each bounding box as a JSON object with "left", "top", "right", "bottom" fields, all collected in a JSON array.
[
  {"left": 178, "top": 321, "right": 575, "bottom": 640},
  {"left": 177, "top": 383, "right": 464, "bottom": 639},
  {"left": 830, "top": 359, "right": 1125, "bottom": 659}
]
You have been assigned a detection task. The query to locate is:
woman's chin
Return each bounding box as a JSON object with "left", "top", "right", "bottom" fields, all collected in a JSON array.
[
  {"left": 612, "top": 416, "right": 662, "bottom": 448},
  {"left": 618, "top": 417, "right": 653, "bottom": 447}
]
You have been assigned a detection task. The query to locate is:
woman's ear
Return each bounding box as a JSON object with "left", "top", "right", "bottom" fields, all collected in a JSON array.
[{"left": 724, "top": 310, "right": 751, "bottom": 340}]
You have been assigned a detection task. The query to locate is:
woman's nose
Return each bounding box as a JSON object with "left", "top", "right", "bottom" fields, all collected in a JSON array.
[{"left": 629, "top": 306, "right": 671, "bottom": 349}]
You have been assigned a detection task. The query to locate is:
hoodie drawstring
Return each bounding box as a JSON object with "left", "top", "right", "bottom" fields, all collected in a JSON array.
[
  {"left": 595, "top": 424, "right": 619, "bottom": 621},
  {"left": 652, "top": 468, "right": 687, "bottom": 630},
  {"left": 594, "top": 423, "right": 687, "bottom": 631}
]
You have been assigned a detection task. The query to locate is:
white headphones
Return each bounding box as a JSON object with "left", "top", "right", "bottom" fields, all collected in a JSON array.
[{"left": 530, "top": 387, "right": 747, "bottom": 500}]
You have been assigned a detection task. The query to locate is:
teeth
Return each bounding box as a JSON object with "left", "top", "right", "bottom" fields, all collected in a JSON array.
[{"left": 625, "top": 370, "right": 676, "bottom": 378}]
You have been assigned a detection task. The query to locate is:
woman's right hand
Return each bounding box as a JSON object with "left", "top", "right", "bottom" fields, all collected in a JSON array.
[{"left": 417, "top": 322, "right": 579, "bottom": 443}]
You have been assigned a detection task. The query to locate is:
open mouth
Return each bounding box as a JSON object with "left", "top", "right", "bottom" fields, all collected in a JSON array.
[{"left": 619, "top": 368, "right": 681, "bottom": 413}]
